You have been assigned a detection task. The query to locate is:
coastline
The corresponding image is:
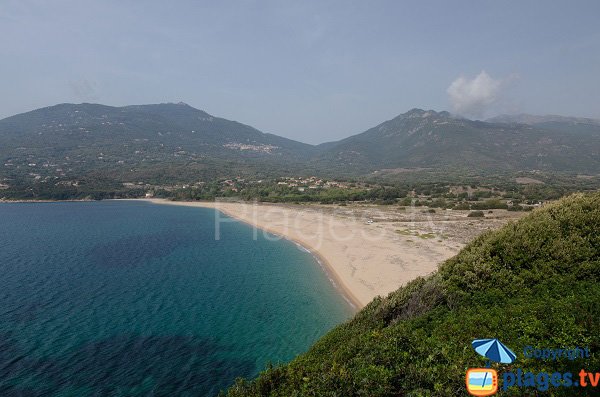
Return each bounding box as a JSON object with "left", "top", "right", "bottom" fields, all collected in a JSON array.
[
  {"left": 140, "top": 198, "right": 466, "bottom": 310},
  {"left": 0, "top": 199, "right": 95, "bottom": 203},
  {"left": 140, "top": 198, "right": 362, "bottom": 310},
  {"left": 210, "top": 204, "right": 363, "bottom": 311}
]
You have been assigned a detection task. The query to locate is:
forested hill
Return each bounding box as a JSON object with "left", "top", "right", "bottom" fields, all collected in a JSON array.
[
  {"left": 0, "top": 102, "right": 314, "bottom": 160},
  {"left": 314, "top": 109, "right": 600, "bottom": 175},
  {"left": 2, "top": 104, "right": 600, "bottom": 198},
  {"left": 0, "top": 102, "right": 316, "bottom": 193},
  {"left": 225, "top": 192, "right": 600, "bottom": 396}
]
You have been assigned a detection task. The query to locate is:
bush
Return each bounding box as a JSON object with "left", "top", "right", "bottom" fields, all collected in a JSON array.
[
  {"left": 453, "top": 202, "right": 471, "bottom": 210},
  {"left": 467, "top": 210, "right": 485, "bottom": 217},
  {"left": 470, "top": 198, "right": 509, "bottom": 210}
]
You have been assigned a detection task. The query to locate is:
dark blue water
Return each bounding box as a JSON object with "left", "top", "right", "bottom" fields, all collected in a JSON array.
[{"left": 0, "top": 201, "right": 352, "bottom": 396}]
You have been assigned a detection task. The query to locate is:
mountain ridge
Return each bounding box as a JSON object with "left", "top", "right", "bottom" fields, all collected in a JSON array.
[
  {"left": 1, "top": 103, "right": 600, "bottom": 196},
  {"left": 487, "top": 113, "right": 600, "bottom": 126},
  {"left": 314, "top": 108, "right": 600, "bottom": 175}
]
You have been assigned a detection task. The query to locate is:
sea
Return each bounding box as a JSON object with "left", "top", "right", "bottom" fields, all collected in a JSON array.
[{"left": 0, "top": 200, "right": 353, "bottom": 396}]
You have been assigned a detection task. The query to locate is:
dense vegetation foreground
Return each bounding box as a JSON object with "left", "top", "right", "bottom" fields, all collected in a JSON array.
[{"left": 225, "top": 192, "right": 600, "bottom": 396}]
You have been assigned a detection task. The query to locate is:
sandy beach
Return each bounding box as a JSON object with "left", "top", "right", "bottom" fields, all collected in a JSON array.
[{"left": 143, "top": 199, "right": 524, "bottom": 309}]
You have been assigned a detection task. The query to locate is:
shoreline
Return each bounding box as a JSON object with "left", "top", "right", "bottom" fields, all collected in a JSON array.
[
  {"left": 220, "top": 207, "right": 363, "bottom": 311},
  {"left": 0, "top": 199, "right": 95, "bottom": 203},
  {"left": 5, "top": 197, "right": 519, "bottom": 311},
  {"left": 216, "top": 205, "right": 363, "bottom": 310},
  {"left": 139, "top": 198, "right": 466, "bottom": 310},
  {"left": 142, "top": 198, "right": 363, "bottom": 310}
]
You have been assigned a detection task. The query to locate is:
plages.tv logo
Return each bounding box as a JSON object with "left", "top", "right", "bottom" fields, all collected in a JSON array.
[{"left": 466, "top": 338, "right": 516, "bottom": 396}]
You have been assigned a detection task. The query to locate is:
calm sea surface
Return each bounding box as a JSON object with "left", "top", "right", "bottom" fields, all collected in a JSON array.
[{"left": 0, "top": 201, "right": 352, "bottom": 396}]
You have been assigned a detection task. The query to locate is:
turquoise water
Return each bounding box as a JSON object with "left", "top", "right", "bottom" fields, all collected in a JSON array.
[{"left": 0, "top": 201, "right": 352, "bottom": 396}]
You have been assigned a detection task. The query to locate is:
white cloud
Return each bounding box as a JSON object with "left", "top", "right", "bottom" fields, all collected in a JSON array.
[{"left": 447, "top": 71, "right": 503, "bottom": 118}]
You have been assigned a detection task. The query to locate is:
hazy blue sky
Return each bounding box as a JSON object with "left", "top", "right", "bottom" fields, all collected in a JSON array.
[{"left": 1, "top": 1, "right": 599, "bottom": 143}]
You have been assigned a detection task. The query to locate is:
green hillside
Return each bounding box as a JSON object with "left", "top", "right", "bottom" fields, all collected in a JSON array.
[
  {"left": 315, "top": 109, "right": 600, "bottom": 175},
  {"left": 0, "top": 102, "right": 314, "bottom": 161},
  {"left": 0, "top": 103, "right": 315, "bottom": 197},
  {"left": 225, "top": 192, "right": 600, "bottom": 396}
]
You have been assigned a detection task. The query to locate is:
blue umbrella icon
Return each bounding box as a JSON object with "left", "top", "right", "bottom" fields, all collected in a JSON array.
[{"left": 472, "top": 338, "right": 517, "bottom": 364}]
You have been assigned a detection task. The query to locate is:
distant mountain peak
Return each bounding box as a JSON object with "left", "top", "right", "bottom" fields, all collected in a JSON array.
[
  {"left": 315, "top": 107, "right": 600, "bottom": 175},
  {"left": 399, "top": 108, "right": 452, "bottom": 120},
  {"left": 161, "top": 101, "right": 193, "bottom": 108},
  {"left": 404, "top": 108, "right": 428, "bottom": 117}
]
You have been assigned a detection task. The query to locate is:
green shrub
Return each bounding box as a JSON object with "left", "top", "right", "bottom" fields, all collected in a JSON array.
[{"left": 467, "top": 210, "right": 485, "bottom": 217}]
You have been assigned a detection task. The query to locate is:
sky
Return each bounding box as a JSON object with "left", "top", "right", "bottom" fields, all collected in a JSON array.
[{"left": 1, "top": 0, "right": 599, "bottom": 144}]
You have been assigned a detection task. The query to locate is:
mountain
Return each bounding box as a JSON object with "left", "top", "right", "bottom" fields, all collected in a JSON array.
[
  {"left": 2, "top": 104, "right": 600, "bottom": 199},
  {"left": 315, "top": 108, "right": 600, "bottom": 175},
  {"left": 0, "top": 103, "right": 315, "bottom": 189},
  {"left": 487, "top": 113, "right": 600, "bottom": 126},
  {"left": 225, "top": 192, "right": 600, "bottom": 396},
  {"left": 0, "top": 102, "right": 314, "bottom": 160}
]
